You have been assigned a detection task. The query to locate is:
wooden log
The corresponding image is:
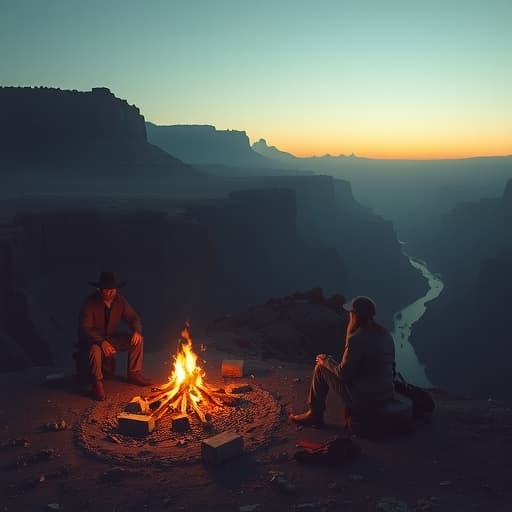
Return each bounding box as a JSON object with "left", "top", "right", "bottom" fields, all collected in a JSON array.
[
  {"left": 171, "top": 414, "right": 191, "bottom": 432},
  {"left": 191, "top": 399, "right": 207, "bottom": 423},
  {"left": 150, "top": 383, "right": 186, "bottom": 417},
  {"left": 197, "top": 385, "right": 223, "bottom": 407},
  {"left": 125, "top": 396, "right": 151, "bottom": 414},
  {"left": 117, "top": 413, "right": 155, "bottom": 436},
  {"left": 154, "top": 404, "right": 171, "bottom": 421},
  {"left": 201, "top": 432, "right": 244, "bottom": 464},
  {"left": 147, "top": 391, "right": 169, "bottom": 406}
]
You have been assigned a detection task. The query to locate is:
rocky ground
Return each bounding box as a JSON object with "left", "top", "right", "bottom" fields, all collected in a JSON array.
[{"left": 1, "top": 335, "right": 512, "bottom": 512}]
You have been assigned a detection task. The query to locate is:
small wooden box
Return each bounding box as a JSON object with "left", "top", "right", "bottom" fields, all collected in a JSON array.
[
  {"left": 221, "top": 359, "right": 244, "bottom": 378},
  {"left": 117, "top": 412, "right": 155, "bottom": 436},
  {"left": 201, "top": 431, "right": 244, "bottom": 464}
]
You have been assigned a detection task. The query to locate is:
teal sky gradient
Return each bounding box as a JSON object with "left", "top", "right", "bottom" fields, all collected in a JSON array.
[{"left": 1, "top": 0, "right": 511, "bottom": 158}]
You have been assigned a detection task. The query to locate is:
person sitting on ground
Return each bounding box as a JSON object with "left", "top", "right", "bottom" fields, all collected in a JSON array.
[
  {"left": 77, "top": 271, "right": 153, "bottom": 401},
  {"left": 289, "top": 296, "right": 395, "bottom": 427}
]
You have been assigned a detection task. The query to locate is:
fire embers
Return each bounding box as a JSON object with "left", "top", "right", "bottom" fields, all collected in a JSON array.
[
  {"left": 149, "top": 325, "right": 223, "bottom": 425},
  {"left": 119, "top": 325, "right": 225, "bottom": 435}
]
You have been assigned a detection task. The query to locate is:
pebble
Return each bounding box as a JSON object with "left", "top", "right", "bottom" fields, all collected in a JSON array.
[
  {"left": 295, "top": 503, "right": 321, "bottom": 510},
  {"left": 239, "top": 504, "right": 260, "bottom": 512},
  {"left": 270, "top": 475, "right": 297, "bottom": 494},
  {"left": 415, "top": 498, "right": 433, "bottom": 511},
  {"left": 44, "top": 420, "right": 67, "bottom": 432},
  {"left": 11, "top": 438, "right": 30, "bottom": 448},
  {"left": 375, "top": 497, "right": 411, "bottom": 512},
  {"left": 45, "top": 373, "right": 65, "bottom": 381}
]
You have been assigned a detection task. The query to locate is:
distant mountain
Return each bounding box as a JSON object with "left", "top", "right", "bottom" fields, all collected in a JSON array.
[
  {"left": 0, "top": 86, "right": 199, "bottom": 181},
  {"left": 252, "top": 138, "right": 353, "bottom": 166},
  {"left": 252, "top": 138, "right": 297, "bottom": 164},
  {"left": 252, "top": 139, "right": 512, "bottom": 237},
  {"left": 146, "top": 123, "right": 279, "bottom": 169}
]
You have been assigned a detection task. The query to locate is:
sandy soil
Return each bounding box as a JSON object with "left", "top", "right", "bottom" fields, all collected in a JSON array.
[{"left": 1, "top": 341, "right": 512, "bottom": 512}]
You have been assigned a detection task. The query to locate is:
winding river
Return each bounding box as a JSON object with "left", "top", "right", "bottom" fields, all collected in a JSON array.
[{"left": 391, "top": 255, "right": 444, "bottom": 387}]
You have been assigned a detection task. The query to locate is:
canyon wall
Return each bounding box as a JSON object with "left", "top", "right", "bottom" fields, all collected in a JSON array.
[
  {"left": 0, "top": 189, "right": 348, "bottom": 371},
  {"left": 0, "top": 87, "right": 197, "bottom": 183},
  {"left": 262, "top": 175, "right": 427, "bottom": 325},
  {"left": 146, "top": 123, "right": 273, "bottom": 168},
  {"left": 410, "top": 179, "right": 512, "bottom": 398}
]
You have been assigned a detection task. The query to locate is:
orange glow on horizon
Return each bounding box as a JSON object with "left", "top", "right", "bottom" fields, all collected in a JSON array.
[
  {"left": 264, "top": 134, "right": 512, "bottom": 161},
  {"left": 286, "top": 147, "right": 512, "bottom": 160},
  {"left": 248, "top": 112, "right": 512, "bottom": 161}
]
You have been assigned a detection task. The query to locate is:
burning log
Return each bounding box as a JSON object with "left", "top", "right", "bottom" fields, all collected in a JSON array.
[{"left": 119, "top": 323, "right": 226, "bottom": 432}]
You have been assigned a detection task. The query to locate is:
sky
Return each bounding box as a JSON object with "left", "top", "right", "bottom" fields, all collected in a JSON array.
[{"left": 1, "top": 0, "right": 511, "bottom": 159}]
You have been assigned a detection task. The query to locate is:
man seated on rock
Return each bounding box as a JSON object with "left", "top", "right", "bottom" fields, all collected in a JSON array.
[
  {"left": 289, "top": 296, "right": 395, "bottom": 427},
  {"left": 77, "top": 271, "right": 153, "bottom": 401}
]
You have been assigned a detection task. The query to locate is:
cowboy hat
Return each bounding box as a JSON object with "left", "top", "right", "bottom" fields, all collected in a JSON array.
[{"left": 88, "top": 271, "right": 127, "bottom": 289}]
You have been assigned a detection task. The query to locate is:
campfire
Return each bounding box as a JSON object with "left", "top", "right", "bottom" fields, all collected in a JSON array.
[
  {"left": 150, "top": 323, "right": 222, "bottom": 423},
  {"left": 122, "top": 323, "right": 224, "bottom": 430}
]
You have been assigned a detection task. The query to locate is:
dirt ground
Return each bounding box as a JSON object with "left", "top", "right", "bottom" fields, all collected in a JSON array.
[{"left": 1, "top": 339, "right": 512, "bottom": 512}]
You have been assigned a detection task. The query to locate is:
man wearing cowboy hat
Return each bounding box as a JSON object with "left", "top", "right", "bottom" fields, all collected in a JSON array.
[{"left": 77, "top": 271, "right": 153, "bottom": 401}]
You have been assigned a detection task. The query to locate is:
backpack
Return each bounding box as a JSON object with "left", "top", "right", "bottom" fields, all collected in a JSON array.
[{"left": 394, "top": 372, "right": 435, "bottom": 421}]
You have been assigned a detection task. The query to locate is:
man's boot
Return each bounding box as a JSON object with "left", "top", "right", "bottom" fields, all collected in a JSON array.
[
  {"left": 127, "top": 371, "right": 153, "bottom": 387},
  {"left": 92, "top": 379, "right": 106, "bottom": 401},
  {"left": 102, "top": 356, "right": 116, "bottom": 379},
  {"left": 289, "top": 408, "right": 324, "bottom": 427}
]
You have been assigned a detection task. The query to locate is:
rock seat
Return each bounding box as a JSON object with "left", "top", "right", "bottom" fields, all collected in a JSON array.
[{"left": 346, "top": 395, "right": 414, "bottom": 438}]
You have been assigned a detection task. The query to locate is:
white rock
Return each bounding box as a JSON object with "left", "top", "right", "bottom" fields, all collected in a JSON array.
[
  {"left": 376, "top": 497, "right": 410, "bottom": 512},
  {"left": 239, "top": 505, "right": 260, "bottom": 512}
]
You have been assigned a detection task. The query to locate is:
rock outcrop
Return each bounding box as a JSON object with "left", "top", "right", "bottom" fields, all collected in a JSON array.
[
  {"left": 146, "top": 123, "right": 275, "bottom": 168},
  {"left": 1, "top": 86, "right": 146, "bottom": 160},
  {"left": 207, "top": 289, "right": 347, "bottom": 362},
  {"left": 0, "top": 86, "right": 198, "bottom": 182}
]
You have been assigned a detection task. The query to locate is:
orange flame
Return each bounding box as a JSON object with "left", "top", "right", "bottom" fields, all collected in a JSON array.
[
  {"left": 166, "top": 326, "right": 205, "bottom": 414},
  {"left": 146, "top": 324, "right": 221, "bottom": 423}
]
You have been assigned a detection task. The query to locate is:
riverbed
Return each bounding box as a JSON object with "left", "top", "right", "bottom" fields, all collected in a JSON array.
[{"left": 391, "top": 255, "right": 444, "bottom": 387}]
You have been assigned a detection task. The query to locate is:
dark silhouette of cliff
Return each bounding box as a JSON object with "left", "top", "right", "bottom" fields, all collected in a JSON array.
[
  {"left": 0, "top": 174, "right": 427, "bottom": 372},
  {"left": 410, "top": 179, "right": 512, "bottom": 399},
  {"left": 146, "top": 123, "right": 279, "bottom": 169},
  {"left": 0, "top": 86, "right": 199, "bottom": 180},
  {"left": 0, "top": 189, "right": 350, "bottom": 370}
]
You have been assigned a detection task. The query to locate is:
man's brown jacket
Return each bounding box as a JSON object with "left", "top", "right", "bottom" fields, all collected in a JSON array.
[{"left": 78, "top": 292, "right": 142, "bottom": 347}]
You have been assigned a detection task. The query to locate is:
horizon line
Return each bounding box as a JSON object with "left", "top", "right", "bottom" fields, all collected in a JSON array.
[
  {"left": 285, "top": 152, "right": 512, "bottom": 161},
  {"left": 147, "top": 122, "right": 511, "bottom": 162}
]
